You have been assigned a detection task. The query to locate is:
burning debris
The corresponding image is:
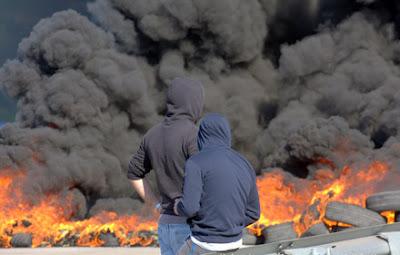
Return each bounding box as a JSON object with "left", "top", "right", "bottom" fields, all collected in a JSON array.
[
  {"left": 242, "top": 162, "right": 400, "bottom": 244},
  {"left": 0, "top": 157, "right": 399, "bottom": 247},
  {"left": 10, "top": 233, "right": 32, "bottom": 248},
  {"left": 262, "top": 222, "right": 298, "bottom": 244},
  {"left": 300, "top": 223, "right": 329, "bottom": 238},
  {"left": 243, "top": 161, "right": 400, "bottom": 244},
  {"left": 325, "top": 201, "right": 385, "bottom": 227},
  {"left": 0, "top": 170, "right": 158, "bottom": 248},
  {"left": 1, "top": 0, "right": 400, "bottom": 249}
]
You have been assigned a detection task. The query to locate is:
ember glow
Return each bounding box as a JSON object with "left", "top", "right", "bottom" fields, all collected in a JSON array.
[
  {"left": 0, "top": 169, "right": 157, "bottom": 248},
  {"left": 250, "top": 161, "right": 395, "bottom": 235},
  {"left": 0, "top": 160, "right": 397, "bottom": 247}
]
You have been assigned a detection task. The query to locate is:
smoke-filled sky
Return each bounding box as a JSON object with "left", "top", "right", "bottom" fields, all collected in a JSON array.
[
  {"left": 0, "top": 0, "right": 363, "bottom": 121},
  {"left": 1, "top": 0, "right": 400, "bottom": 216},
  {"left": 0, "top": 0, "right": 389, "bottom": 121},
  {"left": 0, "top": 0, "right": 90, "bottom": 121}
]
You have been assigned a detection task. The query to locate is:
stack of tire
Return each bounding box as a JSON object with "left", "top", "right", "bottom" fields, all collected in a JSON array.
[
  {"left": 243, "top": 190, "right": 400, "bottom": 246},
  {"left": 242, "top": 222, "right": 300, "bottom": 245},
  {"left": 367, "top": 190, "right": 400, "bottom": 222},
  {"left": 325, "top": 191, "right": 400, "bottom": 228},
  {"left": 324, "top": 201, "right": 386, "bottom": 228}
]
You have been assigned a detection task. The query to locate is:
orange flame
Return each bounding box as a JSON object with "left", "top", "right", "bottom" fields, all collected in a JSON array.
[
  {"left": 0, "top": 169, "right": 157, "bottom": 247},
  {"left": 249, "top": 161, "right": 395, "bottom": 235},
  {"left": 0, "top": 160, "right": 397, "bottom": 247}
]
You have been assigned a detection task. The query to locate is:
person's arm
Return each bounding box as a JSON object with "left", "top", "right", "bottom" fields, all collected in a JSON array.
[
  {"left": 128, "top": 140, "right": 157, "bottom": 205},
  {"left": 184, "top": 129, "right": 199, "bottom": 158},
  {"left": 245, "top": 177, "right": 261, "bottom": 226},
  {"left": 130, "top": 179, "right": 158, "bottom": 206},
  {"left": 174, "top": 159, "right": 203, "bottom": 218}
]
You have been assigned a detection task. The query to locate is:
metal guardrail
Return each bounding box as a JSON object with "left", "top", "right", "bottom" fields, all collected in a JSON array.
[{"left": 206, "top": 222, "right": 400, "bottom": 255}]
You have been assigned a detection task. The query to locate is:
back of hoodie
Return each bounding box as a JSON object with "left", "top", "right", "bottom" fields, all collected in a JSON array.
[
  {"left": 128, "top": 77, "right": 204, "bottom": 218},
  {"left": 177, "top": 113, "right": 260, "bottom": 244}
]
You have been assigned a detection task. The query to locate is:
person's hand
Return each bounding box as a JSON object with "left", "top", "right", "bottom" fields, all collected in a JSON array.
[
  {"left": 155, "top": 202, "right": 162, "bottom": 213},
  {"left": 173, "top": 198, "right": 182, "bottom": 216}
]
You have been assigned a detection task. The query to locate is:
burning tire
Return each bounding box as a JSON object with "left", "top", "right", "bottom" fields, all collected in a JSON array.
[
  {"left": 301, "top": 223, "right": 329, "bottom": 237},
  {"left": 325, "top": 202, "right": 385, "bottom": 227},
  {"left": 99, "top": 233, "right": 119, "bottom": 247},
  {"left": 68, "top": 188, "right": 87, "bottom": 220},
  {"left": 262, "top": 222, "right": 298, "bottom": 243},
  {"left": 11, "top": 233, "right": 32, "bottom": 248},
  {"left": 366, "top": 191, "right": 400, "bottom": 212},
  {"left": 242, "top": 229, "right": 259, "bottom": 245}
]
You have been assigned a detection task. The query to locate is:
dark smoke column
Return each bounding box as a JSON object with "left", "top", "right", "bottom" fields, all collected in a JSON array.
[
  {"left": 0, "top": 10, "right": 160, "bottom": 213},
  {"left": 1, "top": 0, "right": 400, "bottom": 217}
]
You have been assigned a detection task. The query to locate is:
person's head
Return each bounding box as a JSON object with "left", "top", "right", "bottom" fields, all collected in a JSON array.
[
  {"left": 166, "top": 77, "right": 204, "bottom": 122},
  {"left": 197, "top": 113, "right": 232, "bottom": 151}
]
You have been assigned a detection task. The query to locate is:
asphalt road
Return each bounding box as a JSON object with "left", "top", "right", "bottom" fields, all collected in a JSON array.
[{"left": 0, "top": 248, "right": 160, "bottom": 255}]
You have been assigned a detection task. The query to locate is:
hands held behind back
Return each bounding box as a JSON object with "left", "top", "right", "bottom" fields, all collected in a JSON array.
[{"left": 173, "top": 198, "right": 182, "bottom": 216}]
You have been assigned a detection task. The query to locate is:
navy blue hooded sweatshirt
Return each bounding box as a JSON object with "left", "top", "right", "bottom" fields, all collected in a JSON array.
[{"left": 176, "top": 113, "right": 260, "bottom": 243}]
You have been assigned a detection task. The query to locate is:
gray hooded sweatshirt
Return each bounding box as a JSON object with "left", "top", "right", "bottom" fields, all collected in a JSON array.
[{"left": 128, "top": 77, "right": 204, "bottom": 223}]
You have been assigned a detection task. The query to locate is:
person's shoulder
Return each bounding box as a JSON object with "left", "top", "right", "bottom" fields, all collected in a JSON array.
[
  {"left": 187, "top": 151, "right": 202, "bottom": 162},
  {"left": 175, "top": 119, "right": 198, "bottom": 139},
  {"left": 180, "top": 119, "right": 198, "bottom": 131},
  {"left": 186, "top": 150, "right": 208, "bottom": 165},
  {"left": 142, "top": 123, "right": 163, "bottom": 141},
  {"left": 229, "top": 149, "right": 256, "bottom": 174},
  {"left": 185, "top": 154, "right": 203, "bottom": 171}
]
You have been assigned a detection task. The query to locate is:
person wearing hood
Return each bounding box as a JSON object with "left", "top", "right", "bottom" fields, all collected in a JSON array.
[
  {"left": 128, "top": 77, "right": 204, "bottom": 255},
  {"left": 175, "top": 113, "right": 260, "bottom": 254}
]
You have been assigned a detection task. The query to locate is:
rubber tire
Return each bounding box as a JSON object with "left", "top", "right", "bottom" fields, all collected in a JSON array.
[
  {"left": 301, "top": 223, "right": 329, "bottom": 237},
  {"left": 69, "top": 188, "right": 87, "bottom": 220},
  {"left": 99, "top": 233, "right": 119, "bottom": 247},
  {"left": 11, "top": 233, "right": 32, "bottom": 248},
  {"left": 262, "top": 222, "right": 298, "bottom": 244},
  {"left": 242, "top": 229, "right": 258, "bottom": 245},
  {"left": 366, "top": 190, "right": 400, "bottom": 212},
  {"left": 331, "top": 225, "right": 353, "bottom": 233},
  {"left": 325, "top": 201, "right": 385, "bottom": 227}
]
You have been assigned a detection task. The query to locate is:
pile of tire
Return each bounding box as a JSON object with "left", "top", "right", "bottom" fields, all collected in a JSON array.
[
  {"left": 324, "top": 190, "right": 400, "bottom": 228},
  {"left": 243, "top": 190, "right": 400, "bottom": 246},
  {"left": 366, "top": 190, "right": 400, "bottom": 220},
  {"left": 243, "top": 222, "right": 300, "bottom": 245},
  {"left": 325, "top": 201, "right": 386, "bottom": 227}
]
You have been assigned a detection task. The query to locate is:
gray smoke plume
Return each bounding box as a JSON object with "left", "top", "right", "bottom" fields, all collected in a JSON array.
[
  {"left": 357, "top": 0, "right": 376, "bottom": 3},
  {"left": 1, "top": 0, "right": 400, "bottom": 216},
  {"left": 0, "top": 10, "right": 160, "bottom": 211},
  {"left": 258, "top": 12, "right": 400, "bottom": 175}
]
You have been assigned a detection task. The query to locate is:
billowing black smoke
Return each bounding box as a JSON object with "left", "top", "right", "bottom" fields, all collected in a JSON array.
[{"left": 1, "top": 0, "right": 400, "bottom": 215}]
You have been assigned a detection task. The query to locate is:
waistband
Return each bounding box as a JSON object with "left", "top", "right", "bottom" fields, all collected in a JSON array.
[
  {"left": 159, "top": 213, "right": 188, "bottom": 224},
  {"left": 191, "top": 236, "right": 242, "bottom": 252}
]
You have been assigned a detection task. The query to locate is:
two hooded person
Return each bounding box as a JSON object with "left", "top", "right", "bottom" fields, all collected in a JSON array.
[{"left": 128, "top": 78, "right": 260, "bottom": 255}]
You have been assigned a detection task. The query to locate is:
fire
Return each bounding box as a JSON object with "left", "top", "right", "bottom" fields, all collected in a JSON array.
[
  {"left": 250, "top": 161, "right": 395, "bottom": 235},
  {"left": 0, "top": 169, "right": 157, "bottom": 247},
  {"left": 0, "top": 160, "right": 397, "bottom": 247},
  {"left": 381, "top": 211, "right": 395, "bottom": 224}
]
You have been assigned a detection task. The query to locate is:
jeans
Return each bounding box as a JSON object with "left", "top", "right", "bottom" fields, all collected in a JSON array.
[
  {"left": 178, "top": 238, "right": 212, "bottom": 255},
  {"left": 158, "top": 223, "right": 191, "bottom": 255}
]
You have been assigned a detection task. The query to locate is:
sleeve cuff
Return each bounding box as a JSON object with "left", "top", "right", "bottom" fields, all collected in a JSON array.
[{"left": 127, "top": 172, "right": 144, "bottom": 180}]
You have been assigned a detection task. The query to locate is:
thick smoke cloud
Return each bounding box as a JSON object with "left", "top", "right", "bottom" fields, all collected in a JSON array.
[
  {"left": 1, "top": 0, "right": 400, "bottom": 216},
  {"left": 357, "top": 0, "right": 376, "bottom": 3},
  {"left": 0, "top": 10, "right": 160, "bottom": 211},
  {"left": 259, "top": 13, "right": 400, "bottom": 174}
]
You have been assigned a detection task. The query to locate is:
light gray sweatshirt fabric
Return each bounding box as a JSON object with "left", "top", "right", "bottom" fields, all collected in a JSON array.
[{"left": 128, "top": 77, "right": 204, "bottom": 222}]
